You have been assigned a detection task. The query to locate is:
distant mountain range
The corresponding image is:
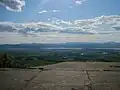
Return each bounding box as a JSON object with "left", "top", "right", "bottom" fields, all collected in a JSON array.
[{"left": 0, "top": 42, "right": 120, "bottom": 50}]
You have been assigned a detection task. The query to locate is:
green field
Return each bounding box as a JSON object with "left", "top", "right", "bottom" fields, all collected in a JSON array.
[{"left": 0, "top": 48, "right": 120, "bottom": 68}]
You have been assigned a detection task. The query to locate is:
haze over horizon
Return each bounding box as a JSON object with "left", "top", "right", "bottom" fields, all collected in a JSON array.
[{"left": 0, "top": 0, "right": 120, "bottom": 44}]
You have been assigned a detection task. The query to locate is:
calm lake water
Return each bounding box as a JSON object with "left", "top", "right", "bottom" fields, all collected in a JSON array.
[{"left": 42, "top": 48, "right": 120, "bottom": 50}]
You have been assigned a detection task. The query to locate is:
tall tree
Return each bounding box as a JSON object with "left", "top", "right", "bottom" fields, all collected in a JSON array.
[{"left": 0, "top": 52, "right": 13, "bottom": 68}]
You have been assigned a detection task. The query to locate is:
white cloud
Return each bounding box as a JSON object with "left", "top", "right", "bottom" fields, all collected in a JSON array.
[
  {"left": 73, "top": 0, "right": 86, "bottom": 5},
  {"left": 0, "top": 15, "right": 120, "bottom": 43},
  {"left": 52, "top": 9, "right": 60, "bottom": 12},
  {"left": 38, "top": 10, "right": 48, "bottom": 14},
  {"left": 0, "top": 0, "right": 25, "bottom": 12},
  {"left": 38, "top": 9, "right": 61, "bottom": 14}
]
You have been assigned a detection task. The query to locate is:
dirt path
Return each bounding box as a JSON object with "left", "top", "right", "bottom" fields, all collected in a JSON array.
[{"left": 23, "top": 70, "right": 41, "bottom": 90}]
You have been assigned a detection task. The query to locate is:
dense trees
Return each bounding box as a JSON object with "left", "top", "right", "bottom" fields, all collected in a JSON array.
[{"left": 0, "top": 53, "right": 13, "bottom": 68}]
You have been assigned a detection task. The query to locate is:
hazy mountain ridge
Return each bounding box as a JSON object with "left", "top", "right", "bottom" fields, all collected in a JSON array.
[{"left": 0, "top": 42, "right": 120, "bottom": 49}]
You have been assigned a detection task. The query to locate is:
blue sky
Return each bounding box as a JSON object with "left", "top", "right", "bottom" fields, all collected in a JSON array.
[
  {"left": 0, "top": 0, "right": 120, "bottom": 44},
  {"left": 0, "top": 0, "right": 120, "bottom": 22}
]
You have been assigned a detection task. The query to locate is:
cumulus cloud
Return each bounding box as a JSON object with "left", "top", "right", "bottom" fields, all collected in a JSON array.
[
  {"left": 0, "top": 15, "right": 120, "bottom": 38},
  {"left": 0, "top": 0, "right": 25, "bottom": 12}
]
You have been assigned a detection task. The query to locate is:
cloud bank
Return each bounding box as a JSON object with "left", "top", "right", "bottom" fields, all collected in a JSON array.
[
  {"left": 0, "top": 15, "right": 120, "bottom": 35},
  {"left": 0, "top": 15, "right": 120, "bottom": 43},
  {"left": 0, "top": 0, "right": 25, "bottom": 12}
]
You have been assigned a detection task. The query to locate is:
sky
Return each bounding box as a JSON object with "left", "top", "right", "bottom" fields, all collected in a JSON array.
[{"left": 0, "top": 0, "right": 120, "bottom": 44}]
